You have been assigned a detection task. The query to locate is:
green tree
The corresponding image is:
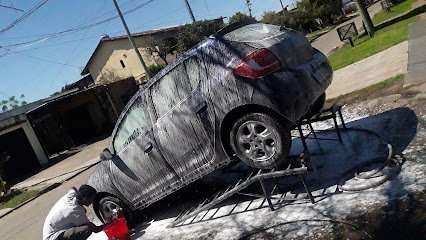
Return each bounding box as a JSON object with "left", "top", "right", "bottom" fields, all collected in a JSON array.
[
  {"left": 262, "top": 11, "right": 299, "bottom": 29},
  {"left": 0, "top": 94, "right": 28, "bottom": 112},
  {"left": 177, "top": 19, "right": 225, "bottom": 53},
  {"left": 145, "top": 36, "right": 178, "bottom": 65},
  {"left": 146, "top": 64, "right": 165, "bottom": 76},
  {"left": 297, "top": 0, "right": 342, "bottom": 25},
  {"left": 262, "top": 10, "right": 311, "bottom": 31},
  {"left": 261, "top": 0, "right": 342, "bottom": 32},
  {"left": 228, "top": 12, "right": 256, "bottom": 25}
]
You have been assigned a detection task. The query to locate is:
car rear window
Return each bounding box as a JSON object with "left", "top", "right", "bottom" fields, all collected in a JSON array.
[{"left": 223, "top": 23, "right": 282, "bottom": 42}]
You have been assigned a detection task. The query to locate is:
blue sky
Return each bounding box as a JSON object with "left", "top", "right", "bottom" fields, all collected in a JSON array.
[{"left": 0, "top": 0, "right": 294, "bottom": 102}]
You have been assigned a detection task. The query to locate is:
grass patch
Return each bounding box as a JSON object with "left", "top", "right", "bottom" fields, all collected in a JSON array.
[
  {"left": 0, "top": 189, "right": 39, "bottom": 209},
  {"left": 373, "top": 0, "right": 415, "bottom": 24},
  {"left": 327, "top": 74, "right": 404, "bottom": 105},
  {"left": 328, "top": 16, "right": 417, "bottom": 70}
]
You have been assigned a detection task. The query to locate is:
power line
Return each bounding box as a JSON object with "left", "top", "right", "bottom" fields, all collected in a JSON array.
[
  {"left": 0, "top": 0, "right": 156, "bottom": 43},
  {"left": 0, "top": 0, "right": 191, "bottom": 59},
  {"left": 0, "top": 46, "right": 81, "bottom": 69},
  {"left": 0, "top": 0, "right": 50, "bottom": 34},
  {"left": 53, "top": 0, "right": 109, "bottom": 88},
  {"left": 0, "top": 3, "right": 24, "bottom": 12},
  {"left": 1, "top": 1, "right": 188, "bottom": 54}
]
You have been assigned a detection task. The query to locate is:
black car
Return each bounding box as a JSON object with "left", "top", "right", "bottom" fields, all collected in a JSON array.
[{"left": 88, "top": 23, "right": 333, "bottom": 222}]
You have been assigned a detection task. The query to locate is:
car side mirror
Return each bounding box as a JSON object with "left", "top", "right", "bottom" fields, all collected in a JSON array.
[{"left": 100, "top": 148, "right": 113, "bottom": 161}]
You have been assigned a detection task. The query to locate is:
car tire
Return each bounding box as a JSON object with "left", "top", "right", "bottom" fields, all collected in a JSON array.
[
  {"left": 304, "top": 93, "right": 326, "bottom": 119},
  {"left": 94, "top": 195, "right": 132, "bottom": 224},
  {"left": 229, "top": 112, "right": 291, "bottom": 169}
]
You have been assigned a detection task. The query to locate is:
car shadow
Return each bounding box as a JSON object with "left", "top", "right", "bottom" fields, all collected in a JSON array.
[{"left": 136, "top": 107, "right": 418, "bottom": 227}]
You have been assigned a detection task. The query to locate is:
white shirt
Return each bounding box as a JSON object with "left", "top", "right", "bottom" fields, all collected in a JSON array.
[{"left": 42, "top": 188, "right": 89, "bottom": 240}]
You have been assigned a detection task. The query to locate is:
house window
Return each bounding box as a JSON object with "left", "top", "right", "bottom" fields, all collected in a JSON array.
[{"left": 120, "top": 60, "right": 126, "bottom": 68}]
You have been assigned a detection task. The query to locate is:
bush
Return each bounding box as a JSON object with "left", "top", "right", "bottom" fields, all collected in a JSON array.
[
  {"left": 177, "top": 19, "right": 225, "bottom": 52},
  {"left": 261, "top": 11, "right": 319, "bottom": 32},
  {"left": 229, "top": 12, "right": 257, "bottom": 25},
  {"left": 261, "top": 0, "right": 342, "bottom": 32},
  {"left": 146, "top": 64, "right": 165, "bottom": 76}
]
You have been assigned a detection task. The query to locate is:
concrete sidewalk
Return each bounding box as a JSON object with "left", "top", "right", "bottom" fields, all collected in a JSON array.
[
  {"left": 326, "top": 41, "right": 408, "bottom": 99},
  {"left": 405, "top": 18, "right": 426, "bottom": 86}
]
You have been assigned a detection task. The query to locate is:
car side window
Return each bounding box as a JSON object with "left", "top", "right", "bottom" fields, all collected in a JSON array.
[
  {"left": 184, "top": 56, "right": 207, "bottom": 90},
  {"left": 113, "top": 97, "right": 149, "bottom": 153},
  {"left": 151, "top": 64, "right": 191, "bottom": 118}
]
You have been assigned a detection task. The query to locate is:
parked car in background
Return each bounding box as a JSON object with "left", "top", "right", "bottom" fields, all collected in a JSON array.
[
  {"left": 88, "top": 22, "right": 333, "bottom": 222},
  {"left": 343, "top": 0, "right": 358, "bottom": 15}
]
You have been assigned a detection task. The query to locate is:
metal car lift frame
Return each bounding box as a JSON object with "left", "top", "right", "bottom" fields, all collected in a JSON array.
[
  {"left": 296, "top": 104, "right": 347, "bottom": 152},
  {"left": 170, "top": 105, "right": 346, "bottom": 228}
]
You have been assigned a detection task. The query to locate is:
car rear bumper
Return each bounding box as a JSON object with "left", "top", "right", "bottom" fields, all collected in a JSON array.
[{"left": 253, "top": 50, "right": 332, "bottom": 123}]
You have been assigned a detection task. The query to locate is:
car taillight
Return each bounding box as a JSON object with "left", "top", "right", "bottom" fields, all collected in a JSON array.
[{"left": 233, "top": 48, "right": 281, "bottom": 79}]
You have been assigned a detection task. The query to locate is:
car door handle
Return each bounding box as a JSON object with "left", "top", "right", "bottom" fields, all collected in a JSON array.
[{"left": 144, "top": 142, "right": 153, "bottom": 153}]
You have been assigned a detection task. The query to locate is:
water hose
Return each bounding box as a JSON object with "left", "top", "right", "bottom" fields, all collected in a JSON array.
[{"left": 325, "top": 127, "right": 406, "bottom": 192}]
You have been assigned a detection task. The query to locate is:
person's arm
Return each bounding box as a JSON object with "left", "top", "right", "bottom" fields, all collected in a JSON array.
[{"left": 87, "top": 222, "right": 106, "bottom": 233}]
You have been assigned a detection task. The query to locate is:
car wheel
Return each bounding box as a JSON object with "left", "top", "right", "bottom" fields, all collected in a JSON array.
[
  {"left": 229, "top": 113, "right": 291, "bottom": 169},
  {"left": 95, "top": 195, "right": 132, "bottom": 224}
]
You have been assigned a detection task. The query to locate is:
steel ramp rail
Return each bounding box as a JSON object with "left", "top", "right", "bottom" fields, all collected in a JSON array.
[
  {"left": 169, "top": 157, "right": 314, "bottom": 228},
  {"left": 170, "top": 105, "right": 348, "bottom": 228}
]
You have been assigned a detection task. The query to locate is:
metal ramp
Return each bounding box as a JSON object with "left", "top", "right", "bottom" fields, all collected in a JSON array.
[
  {"left": 170, "top": 154, "right": 314, "bottom": 227},
  {"left": 169, "top": 104, "right": 346, "bottom": 228}
]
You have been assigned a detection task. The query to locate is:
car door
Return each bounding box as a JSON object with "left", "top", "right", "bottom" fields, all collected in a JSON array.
[
  {"left": 109, "top": 95, "right": 180, "bottom": 207},
  {"left": 150, "top": 59, "right": 215, "bottom": 182}
]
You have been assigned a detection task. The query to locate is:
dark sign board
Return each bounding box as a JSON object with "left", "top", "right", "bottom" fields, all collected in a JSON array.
[{"left": 336, "top": 22, "right": 358, "bottom": 46}]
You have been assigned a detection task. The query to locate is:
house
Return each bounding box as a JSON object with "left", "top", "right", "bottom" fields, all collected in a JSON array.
[
  {"left": 0, "top": 100, "right": 49, "bottom": 183},
  {"left": 81, "top": 17, "right": 225, "bottom": 84},
  {"left": 81, "top": 25, "right": 182, "bottom": 84},
  {"left": 0, "top": 76, "right": 138, "bottom": 184}
]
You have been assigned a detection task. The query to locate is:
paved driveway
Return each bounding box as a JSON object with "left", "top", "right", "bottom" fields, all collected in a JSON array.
[{"left": 13, "top": 138, "right": 109, "bottom": 189}]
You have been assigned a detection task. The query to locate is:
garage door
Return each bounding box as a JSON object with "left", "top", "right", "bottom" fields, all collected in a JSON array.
[{"left": 0, "top": 128, "right": 41, "bottom": 184}]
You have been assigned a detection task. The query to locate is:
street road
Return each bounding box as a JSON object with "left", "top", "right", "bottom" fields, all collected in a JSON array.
[{"left": 0, "top": 168, "right": 95, "bottom": 240}]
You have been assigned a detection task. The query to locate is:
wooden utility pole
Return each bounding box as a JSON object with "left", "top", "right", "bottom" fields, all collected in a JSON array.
[
  {"left": 112, "top": 0, "right": 150, "bottom": 80},
  {"left": 183, "top": 0, "right": 196, "bottom": 23},
  {"left": 279, "top": 0, "right": 286, "bottom": 12},
  {"left": 245, "top": 0, "right": 253, "bottom": 17},
  {"left": 354, "top": 0, "right": 374, "bottom": 37}
]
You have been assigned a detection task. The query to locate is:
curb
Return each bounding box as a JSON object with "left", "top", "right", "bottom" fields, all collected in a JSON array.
[{"left": 0, "top": 161, "right": 99, "bottom": 219}]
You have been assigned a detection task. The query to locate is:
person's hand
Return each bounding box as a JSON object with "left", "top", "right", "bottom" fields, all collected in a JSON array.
[{"left": 87, "top": 222, "right": 105, "bottom": 233}]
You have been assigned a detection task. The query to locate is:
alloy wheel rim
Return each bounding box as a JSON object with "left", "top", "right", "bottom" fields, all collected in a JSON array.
[
  {"left": 236, "top": 120, "right": 279, "bottom": 162},
  {"left": 101, "top": 200, "right": 121, "bottom": 221}
]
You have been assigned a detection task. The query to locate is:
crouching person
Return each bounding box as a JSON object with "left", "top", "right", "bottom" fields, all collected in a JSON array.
[{"left": 43, "top": 185, "right": 105, "bottom": 240}]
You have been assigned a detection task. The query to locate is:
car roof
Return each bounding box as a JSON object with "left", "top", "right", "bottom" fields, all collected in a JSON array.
[{"left": 140, "top": 37, "right": 217, "bottom": 91}]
